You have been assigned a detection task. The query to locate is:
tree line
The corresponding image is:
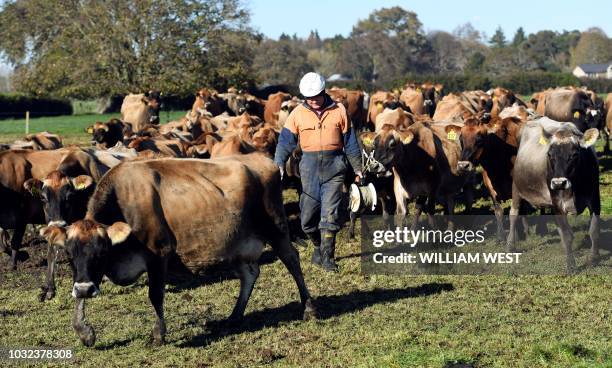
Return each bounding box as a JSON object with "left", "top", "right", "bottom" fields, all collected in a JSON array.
[{"left": 0, "top": 1, "right": 610, "bottom": 99}]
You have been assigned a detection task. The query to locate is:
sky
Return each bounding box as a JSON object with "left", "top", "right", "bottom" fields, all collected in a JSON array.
[{"left": 248, "top": 0, "right": 611, "bottom": 40}]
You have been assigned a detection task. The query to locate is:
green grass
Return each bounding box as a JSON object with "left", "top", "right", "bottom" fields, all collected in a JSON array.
[
  {"left": 0, "top": 115, "right": 610, "bottom": 367},
  {"left": 0, "top": 111, "right": 187, "bottom": 146}
]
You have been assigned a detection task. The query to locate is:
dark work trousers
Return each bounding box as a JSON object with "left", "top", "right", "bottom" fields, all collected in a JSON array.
[{"left": 299, "top": 150, "right": 347, "bottom": 234}]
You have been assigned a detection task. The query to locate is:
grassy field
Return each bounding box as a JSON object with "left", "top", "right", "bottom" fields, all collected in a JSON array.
[
  {"left": 0, "top": 111, "right": 187, "bottom": 146},
  {"left": 0, "top": 114, "right": 611, "bottom": 367}
]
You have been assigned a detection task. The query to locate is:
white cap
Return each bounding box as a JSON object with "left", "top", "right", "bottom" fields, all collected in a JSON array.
[{"left": 299, "top": 72, "right": 326, "bottom": 97}]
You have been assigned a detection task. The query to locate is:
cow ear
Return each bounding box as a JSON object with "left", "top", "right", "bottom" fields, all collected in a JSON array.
[
  {"left": 40, "top": 226, "right": 67, "bottom": 247},
  {"left": 24, "top": 178, "right": 43, "bottom": 197},
  {"left": 70, "top": 175, "right": 94, "bottom": 191},
  {"left": 434, "top": 84, "right": 443, "bottom": 92},
  {"left": 401, "top": 131, "right": 414, "bottom": 145},
  {"left": 106, "top": 222, "right": 131, "bottom": 245},
  {"left": 581, "top": 128, "right": 599, "bottom": 148},
  {"left": 445, "top": 125, "right": 461, "bottom": 141}
]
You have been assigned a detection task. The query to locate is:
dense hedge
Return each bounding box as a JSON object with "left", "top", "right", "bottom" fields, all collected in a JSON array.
[
  {"left": 388, "top": 72, "right": 612, "bottom": 95},
  {"left": 0, "top": 94, "right": 72, "bottom": 119}
]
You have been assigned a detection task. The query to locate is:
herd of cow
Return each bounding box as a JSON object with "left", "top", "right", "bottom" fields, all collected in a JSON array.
[{"left": 0, "top": 83, "right": 610, "bottom": 347}]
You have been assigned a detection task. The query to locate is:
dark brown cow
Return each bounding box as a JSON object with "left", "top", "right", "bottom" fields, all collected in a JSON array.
[
  {"left": 455, "top": 115, "right": 524, "bottom": 240},
  {"left": 24, "top": 147, "right": 138, "bottom": 300},
  {"left": 40, "top": 154, "right": 315, "bottom": 346},
  {"left": 87, "top": 119, "right": 129, "bottom": 148},
  {"left": 487, "top": 87, "right": 526, "bottom": 118},
  {"left": 0, "top": 149, "right": 69, "bottom": 269},
  {"left": 371, "top": 121, "right": 471, "bottom": 226},
  {"left": 433, "top": 91, "right": 490, "bottom": 122}
]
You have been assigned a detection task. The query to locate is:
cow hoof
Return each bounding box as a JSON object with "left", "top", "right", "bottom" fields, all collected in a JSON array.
[
  {"left": 79, "top": 326, "right": 96, "bottom": 347},
  {"left": 149, "top": 334, "right": 165, "bottom": 346},
  {"left": 39, "top": 287, "right": 55, "bottom": 302},
  {"left": 302, "top": 299, "right": 317, "bottom": 321}
]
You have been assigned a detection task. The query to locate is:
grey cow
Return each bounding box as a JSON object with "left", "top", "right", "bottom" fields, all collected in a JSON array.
[{"left": 507, "top": 117, "right": 600, "bottom": 272}]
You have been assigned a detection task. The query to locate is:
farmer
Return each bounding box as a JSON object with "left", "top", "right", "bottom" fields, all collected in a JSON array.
[{"left": 274, "top": 72, "right": 363, "bottom": 272}]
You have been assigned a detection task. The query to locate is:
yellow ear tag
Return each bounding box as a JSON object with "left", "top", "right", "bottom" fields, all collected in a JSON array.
[
  {"left": 403, "top": 135, "right": 413, "bottom": 144},
  {"left": 75, "top": 182, "right": 87, "bottom": 190},
  {"left": 492, "top": 124, "right": 498, "bottom": 130},
  {"left": 492, "top": 96, "right": 497, "bottom": 102},
  {"left": 447, "top": 130, "right": 458, "bottom": 141},
  {"left": 362, "top": 137, "right": 372, "bottom": 147},
  {"left": 538, "top": 135, "right": 548, "bottom": 146},
  {"left": 573, "top": 111, "right": 580, "bottom": 118},
  {"left": 416, "top": 88, "right": 421, "bottom": 92},
  {"left": 376, "top": 102, "right": 383, "bottom": 112},
  {"left": 87, "top": 127, "right": 94, "bottom": 134}
]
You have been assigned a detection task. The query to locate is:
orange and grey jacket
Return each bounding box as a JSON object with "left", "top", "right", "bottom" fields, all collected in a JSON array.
[{"left": 274, "top": 94, "right": 362, "bottom": 174}]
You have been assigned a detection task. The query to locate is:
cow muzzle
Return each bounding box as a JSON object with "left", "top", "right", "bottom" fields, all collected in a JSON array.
[
  {"left": 72, "top": 282, "right": 100, "bottom": 298},
  {"left": 457, "top": 161, "right": 474, "bottom": 173},
  {"left": 550, "top": 177, "right": 571, "bottom": 190},
  {"left": 423, "top": 99, "right": 433, "bottom": 107}
]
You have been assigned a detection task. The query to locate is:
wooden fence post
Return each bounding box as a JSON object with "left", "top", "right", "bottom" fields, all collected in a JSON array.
[{"left": 25, "top": 111, "right": 29, "bottom": 134}]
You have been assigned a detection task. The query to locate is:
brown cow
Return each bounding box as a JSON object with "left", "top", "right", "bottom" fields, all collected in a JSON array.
[
  {"left": 24, "top": 147, "right": 138, "bottom": 300},
  {"left": 543, "top": 87, "right": 593, "bottom": 132},
  {"left": 455, "top": 115, "right": 525, "bottom": 240},
  {"left": 193, "top": 88, "right": 225, "bottom": 116},
  {"left": 367, "top": 91, "right": 397, "bottom": 130},
  {"left": 374, "top": 105, "right": 415, "bottom": 132},
  {"left": 40, "top": 154, "right": 315, "bottom": 346},
  {"left": 120, "top": 92, "right": 161, "bottom": 132},
  {"left": 87, "top": 119, "right": 131, "bottom": 149},
  {"left": 128, "top": 137, "right": 188, "bottom": 157},
  {"left": 264, "top": 92, "right": 292, "bottom": 125},
  {"left": 278, "top": 97, "right": 301, "bottom": 128},
  {"left": 0, "top": 149, "right": 70, "bottom": 269},
  {"left": 2, "top": 132, "right": 63, "bottom": 151},
  {"left": 433, "top": 91, "right": 490, "bottom": 122},
  {"left": 487, "top": 87, "right": 526, "bottom": 118},
  {"left": 327, "top": 87, "right": 367, "bottom": 131},
  {"left": 399, "top": 83, "right": 442, "bottom": 117},
  {"left": 371, "top": 121, "right": 471, "bottom": 227}
]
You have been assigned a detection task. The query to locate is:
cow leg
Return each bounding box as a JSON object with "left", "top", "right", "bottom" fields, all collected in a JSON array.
[
  {"left": 228, "top": 261, "right": 260, "bottom": 322},
  {"left": 518, "top": 201, "right": 530, "bottom": 240},
  {"left": 9, "top": 223, "right": 26, "bottom": 270},
  {"left": 269, "top": 234, "right": 316, "bottom": 320},
  {"left": 554, "top": 214, "right": 576, "bottom": 273},
  {"left": 40, "top": 243, "right": 59, "bottom": 301},
  {"left": 426, "top": 196, "right": 436, "bottom": 228},
  {"left": 506, "top": 183, "right": 521, "bottom": 252},
  {"left": 348, "top": 211, "right": 357, "bottom": 239},
  {"left": 588, "top": 214, "right": 600, "bottom": 265},
  {"left": 381, "top": 193, "right": 395, "bottom": 231},
  {"left": 535, "top": 208, "right": 548, "bottom": 236},
  {"left": 603, "top": 129, "right": 610, "bottom": 155},
  {"left": 445, "top": 195, "right": 456, "bottom": 231},
  {"left": 147, "top": 257, "right": 167, "bottom": 345},
  {"left": 492, "top": 198, "right": 504, "bottom": 243},
  {"left": 411, "top": 196, "right": 426, "bottom": 231}
]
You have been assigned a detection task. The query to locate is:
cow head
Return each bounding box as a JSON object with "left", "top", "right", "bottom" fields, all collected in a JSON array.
[
  {"left": 143, "top": 90, "right": 162, "bottom": 123},
  {"left": 24, "top": 171, "right": 94, "bottom": 226},
  {"left": 420, "top": 83, "right": 438, "bottom": 117},
  {"left": 40, "top": 220, "right": 131, "bottom": 298},
  {"left": 372, "top": 125, "right": 406, "bottom": 172},
  {"left": 88, "top": 119, "right": 126, "bottom": 148},
  {"left": 545, "top": 127, "right": 598, "bottom": 214}
]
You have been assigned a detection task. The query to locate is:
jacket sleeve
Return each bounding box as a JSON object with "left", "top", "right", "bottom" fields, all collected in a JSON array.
[
  {"left": 274, "top": 127, "right": 298, "bottom": 167},
  {"left": 344, "top": 125, "right": 363, "bottom": 174}
]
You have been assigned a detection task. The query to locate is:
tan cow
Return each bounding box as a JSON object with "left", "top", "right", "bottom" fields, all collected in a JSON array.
[
  {"left": 120, "top": 92, "right": 161, "bottom": 132},
  {"left": 367, "top": 91, "right": 397, "bottom": 130},
  {"left": 327, "top": 87, "right": 367, "bottom": 131},
  {"left": 264, "top": 92, "right": 292, "bottom": 125},
  {"left": 41, "top": 153, "right": 315, "bottom": 346}
]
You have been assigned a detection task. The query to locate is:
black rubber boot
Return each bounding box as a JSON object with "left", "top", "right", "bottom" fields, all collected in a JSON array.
[
  {"left": 320, "top": 230, "right": 339, "bottom": 272},
  {"left": 306, "top": 232, "right": 322, "bottom": 266}
]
